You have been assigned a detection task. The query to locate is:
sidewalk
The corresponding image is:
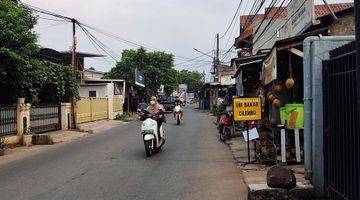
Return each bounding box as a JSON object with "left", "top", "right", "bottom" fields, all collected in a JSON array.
[
  {"left": 0, "top": 119, "right": 129, "bottom": 165},
  {"left": 226, "top": 137, "right": 315, "bottom": 200},
  {"left": 76, "top": 119, "right": 127, "bottom": 134}
]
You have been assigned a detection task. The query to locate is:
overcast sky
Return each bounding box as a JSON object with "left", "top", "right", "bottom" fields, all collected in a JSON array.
[{"left": 23, "top": 0, "right": 353, "bottom": 78}]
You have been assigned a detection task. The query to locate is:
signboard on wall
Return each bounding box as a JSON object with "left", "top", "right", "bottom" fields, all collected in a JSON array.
[
  {"left": 157, "top": 84, "right": 164, "bottom": 94},
  {"left": 233, "top": 98, "right": 262, "bottom": 121},
  {"left": 283, "top": 0, "right": 315, "bottom": 37},
  {"left": 220, "top": 75, "right": 235, "bottom": 85},
  {"left": 135, "top": 67, "right": 145, "bottom": 87}
]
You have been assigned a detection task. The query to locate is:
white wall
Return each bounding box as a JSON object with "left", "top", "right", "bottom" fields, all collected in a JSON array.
[
  {"left": 84, "top": 71, "right": 104, "bottom": 80},
  {"left": 79, "top": 85, "right": 108, "bottom": 98}
]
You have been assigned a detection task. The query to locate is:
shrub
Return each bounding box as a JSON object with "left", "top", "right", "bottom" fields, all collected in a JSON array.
[
  {"left": 0, "top": 137, "right": 6, "bottom": 150},
  {"left": 115, "top": 113, "right": 127, "bottom": 121}
]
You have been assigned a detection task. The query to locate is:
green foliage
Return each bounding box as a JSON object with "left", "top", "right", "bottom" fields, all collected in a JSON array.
[
  {"left": 0, "top": 0, "right": 78, "bottom": 103},
  {"left": 114, "top": 113, "right": 127, "bottom": 121},
  {"left": 106, "top": 47, "right": 204, "bottom": 96},
  {"left": 177, "top": 70, "right": 204, "bottom": 93},
  {"left": 0, "top": 137, "right": 5, "bottom": 150},
  {"left": 212, "top": 103, "right": 230, "bottom": 117},
  {"left": 106, "top": 47, "right": 178, "bottom": 96}
]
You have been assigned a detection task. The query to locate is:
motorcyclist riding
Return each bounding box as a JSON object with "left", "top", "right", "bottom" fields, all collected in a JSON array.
[
  {"left": 173, "top": 96, "right": 184, "bottom": 120},
  {"left": 146, "top": 96, "right": 166, "bottom": 137}
]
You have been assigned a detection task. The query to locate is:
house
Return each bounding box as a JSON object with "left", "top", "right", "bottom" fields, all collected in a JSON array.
[
  {"left": 234, "top": 2, "right": 354, "bottom": 55},
  {"left": 230, "top": 2, "right": 355, "bottom": 197},
  {"left": 39, "top": 48, "right": 126, "bottom": 120}
]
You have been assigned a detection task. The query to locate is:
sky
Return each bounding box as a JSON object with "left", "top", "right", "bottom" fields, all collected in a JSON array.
[{"left": 23, "top": 0, "right": 353, "bottom": 79}]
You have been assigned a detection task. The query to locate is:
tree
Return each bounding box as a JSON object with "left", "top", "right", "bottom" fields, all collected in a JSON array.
[
  {"left": 177, "top": 70, "right": 204, "bottom": 93},
  {"left": 0, "top": 0, "right": 78, "bottom": 104},
  {"left": 106, "top": 47, "right": 178, "bottom": 96}
]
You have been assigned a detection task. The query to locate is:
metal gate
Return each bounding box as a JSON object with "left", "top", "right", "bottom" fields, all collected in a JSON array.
[
  {"left": 323, "top": 42, "right": 360, "bottom": 200},
  {"left": 0, "top": 106, "right": 17, "bottom": 136},
  {"left": 30, "top": 104, "right": 61, "bottom": 134},
  {"left": 76, "top": 98, "right": 108, "bottom": 124}
]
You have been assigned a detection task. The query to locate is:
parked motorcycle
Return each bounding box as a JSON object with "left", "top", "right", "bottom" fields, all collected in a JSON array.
[
  {"left": 218, "top": 106, "right": 233, "bottom": 141},
  {"left": 174, "top": 104, "right": 182, "bottom": 125},
  {"left": 139, "top": 110, "right": 165, "bottom": 157}
]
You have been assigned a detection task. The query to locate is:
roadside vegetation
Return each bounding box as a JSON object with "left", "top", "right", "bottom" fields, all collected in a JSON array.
[{"left": 0, "top": 0, "right": 78, "bottom": 104}]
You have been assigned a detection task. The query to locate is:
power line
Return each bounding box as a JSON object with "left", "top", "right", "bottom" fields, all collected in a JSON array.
[
  {"left": 243, "top": 0, "right": 263, "bottom": 31},
  {"left": 37, "top": 16, "right": 69, "bottom": 23},
  {"left": 220, "top": 0, "right": 244, "bottom": 39},
  {"left": 36, "top": 21, "right": 69, "bottom": 30},
  {"left": 174, "top": 52, "right": 213, "bottom": 66},
  {"left": 23, "top": 2, "right": 211, "bottom": 65},
  {"left": 256, "top": 0, "right": 307, "bottom": 50},
  {"left": 250, "top": 0, "right": 288, "bottom": 47},
  {"left": 241, "top": 0, "right": 269, "bottom": 40},
  {"left": 249, "top": 0, "right": 279, "bottom": 42},
  {"left": 78, "top": 23, "right": 121, "bottom": 61}
]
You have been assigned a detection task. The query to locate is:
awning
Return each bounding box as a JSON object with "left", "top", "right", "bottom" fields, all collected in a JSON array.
[{"left": 233, "top": 53, "right": 267, "bottom": 78}]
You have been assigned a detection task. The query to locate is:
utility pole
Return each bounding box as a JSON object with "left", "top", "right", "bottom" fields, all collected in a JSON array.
[
  {"left": 71, "top": 19, "right": 77, "bottom": 128},
  {"left": 216, "top": 33, "right": 220, "bottom": 65},
  {"left": 213, "top": 33, "right": 220, "bottom": 82},
  {"left": 355, "top": 0, "right": 360, "bottom": 132}
]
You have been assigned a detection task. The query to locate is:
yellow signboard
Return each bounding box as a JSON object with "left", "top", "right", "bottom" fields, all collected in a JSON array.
[{"left": 233, "top": 98, "right": 262, "bottom": 121}]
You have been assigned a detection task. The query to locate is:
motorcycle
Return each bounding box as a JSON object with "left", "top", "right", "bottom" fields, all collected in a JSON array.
[
  {"left": 218, "top": 106, "right": 233, "bottom": 141},
  {"left": 139, "top": 110, "right": 165, "bottom": 157},
  {"left": 174, "top": 104, "right": 182, "bottom": 125}
]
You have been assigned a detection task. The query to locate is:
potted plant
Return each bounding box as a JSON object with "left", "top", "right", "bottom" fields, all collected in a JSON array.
[{"left": 0, "top": 137, "right": 6, "bottom": 156}]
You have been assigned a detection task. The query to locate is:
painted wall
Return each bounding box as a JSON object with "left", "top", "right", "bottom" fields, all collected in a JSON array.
[{"left": 79, "top": 85, "right": 108, "bottom": 98}]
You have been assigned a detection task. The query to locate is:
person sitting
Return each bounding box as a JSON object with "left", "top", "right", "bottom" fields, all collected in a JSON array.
[
  {"left": 146, "top": 96, "right": 166, "bottom": 136},
  {"left": 173, "top": 97, "right": 184, "bottom": 120}
]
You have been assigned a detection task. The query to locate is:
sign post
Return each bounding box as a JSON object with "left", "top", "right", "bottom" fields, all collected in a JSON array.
[{"left": 233, "top": 98, "right": 262, "bottom": 163}]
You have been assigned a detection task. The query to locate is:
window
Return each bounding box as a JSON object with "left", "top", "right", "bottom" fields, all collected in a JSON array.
[{"left": 89, "top": 91, "right": 96, "bottom": 97}]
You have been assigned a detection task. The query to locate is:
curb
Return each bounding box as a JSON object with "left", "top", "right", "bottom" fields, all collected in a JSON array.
[{"left": 225, "top": 137, "right": 315, "bottom": 200}]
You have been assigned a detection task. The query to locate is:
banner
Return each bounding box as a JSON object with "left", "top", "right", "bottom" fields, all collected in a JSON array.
[
  {"left": 262, "top": 48, "right": 277, "bottom": 85},
  {"left": 285, "top": 0, "right": 314, "bottom": 37},
  {"left": 236, "top": 70, "right": 244, "bottom": 96},
  {"left": 135, "top": 67, "right": 145, "bottom": 87},
  {"left": 178, "top": 84, "right": 188, "bottom": 93}
]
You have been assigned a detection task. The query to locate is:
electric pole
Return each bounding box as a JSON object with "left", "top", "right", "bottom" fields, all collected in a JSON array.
[
  {"left": 214, "top": 33, "right": 220, "bottom": 82},
  {"left": 71, "top": 19, "right": 77, "bottom": 128},
  {"left": 216, "top": 33, "right": 220, "bottom": 65}
]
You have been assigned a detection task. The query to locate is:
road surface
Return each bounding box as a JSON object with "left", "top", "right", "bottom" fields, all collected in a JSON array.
[{"left": 0, "top": 108, "right": 247, "bottom": 200}]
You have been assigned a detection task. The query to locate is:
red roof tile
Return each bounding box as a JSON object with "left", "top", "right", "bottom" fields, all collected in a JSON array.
[
  {"left": 315, "top": 3, "right": 353, "bottom": 18},
  {"left": 240, "top": 2, "right": 354, "bottom": 27}
]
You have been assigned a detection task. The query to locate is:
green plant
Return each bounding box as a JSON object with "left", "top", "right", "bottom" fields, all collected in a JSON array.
[
  {"left": 0, "top": 137, "right": 6, "bottom": 150},
  {"left": 115, "top": 113, "right": 127, "bottom": 121},
  {"left": 0, "top": 1, "right": 79, "bottom": 104}
]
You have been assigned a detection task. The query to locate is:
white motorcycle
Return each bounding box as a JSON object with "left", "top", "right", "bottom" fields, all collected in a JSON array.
[
  {"left": 139, "top": 110, "right": 165, "bottom": 157},
  {"left": 174, "top": 105, "right": 182, "bottom": 125}
]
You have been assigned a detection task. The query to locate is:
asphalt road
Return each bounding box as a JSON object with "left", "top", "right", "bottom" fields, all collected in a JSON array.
[{"left": 0, "top": 108, "right": 247, "bottom": 200}]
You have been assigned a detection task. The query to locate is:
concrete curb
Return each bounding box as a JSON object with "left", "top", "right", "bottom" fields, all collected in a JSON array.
[{"left": 225, "top": 137, "right": 315, "bottom": 200}]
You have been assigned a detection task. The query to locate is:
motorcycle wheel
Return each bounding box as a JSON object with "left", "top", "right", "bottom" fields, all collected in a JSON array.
[
  {"left": 176, "top": 115, "right": 180, "bottom": 125},
  {"left": 144, "top": 140, "right": 153, "bottom": 157},
  {"left": 220, "top": 128, "right": 230, "bottom": 142}
]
